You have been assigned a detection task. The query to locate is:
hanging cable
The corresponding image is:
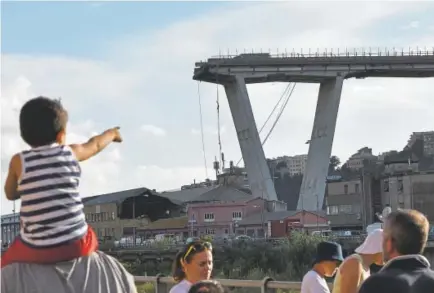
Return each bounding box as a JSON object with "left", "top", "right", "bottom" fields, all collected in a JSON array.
[
  {"left": 261, "top": 83, "right": 296, "bottom": 146},
  {"left": 216, "top": 83, "right": 223, "bottom": 168},
  {"left": 197, "top": 81, "right": 209, "bottom": 179},
  {"left": 258, "top": 83, "right": 291, "bottom": 135},
  {"left": 235, "top": 83, "right": 294, "bottom": 166},
  {"left": 215, "top": 65, "right": 225, "bottom": 173}
]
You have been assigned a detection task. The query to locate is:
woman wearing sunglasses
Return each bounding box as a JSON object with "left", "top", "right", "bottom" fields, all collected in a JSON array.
[{"left": 170, "top": 241, "right": 213, "bottom": 293}]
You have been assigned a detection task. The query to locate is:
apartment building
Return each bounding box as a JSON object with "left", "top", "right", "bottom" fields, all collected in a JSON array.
[
  {"left": 345, "top": 147, "right": 377, "bottom": 170},
  {"left": 269, "top": 154, "right": 308, "bottom": 176},
  {"left": 407, "top": 131, "right": 434, "bottom": 156}
]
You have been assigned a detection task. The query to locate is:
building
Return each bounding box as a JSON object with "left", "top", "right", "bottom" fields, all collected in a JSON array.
[
  {"left": 380, "top": 171, "right": 434, "bottom": 221},
  {"left": 1, "top": 213, "right": 20, "bottom": 246},
  {"left": 407, "top": 131, "right": 434, "bottom": 156},
  {"left": 326, "top": 146, "right": 434, "bottom": 231},
  {"left": 237, "top": 210, "right": 328, "bottom": 238},
  {"left": 326, "top": 177, "right": 364, "bottom": 230},
  {"left": 186, "top": 185, "right": 283, "bottom": 237},
  {"left": 137, "top": 216, "right": 189, "bottom": 239},
  {"left": 83, "top": 187, "right": 184, "bottom": 239},
  {"left": 345, "top": 147, "right": 377, "bottom": 170},
  {"left": 269, "top": 154, "right": 308, "bottom": 176}
]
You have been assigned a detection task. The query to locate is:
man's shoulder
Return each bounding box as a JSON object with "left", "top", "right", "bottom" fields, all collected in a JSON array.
[
  {"left": 358, "top": 273, "right": 388, "bottom": 293},
  {"left": 1, "top": 251, "right": 132, "bottom": 279},
  {"left": 302, "top": 270, "right": 318, "bottom": 282},
  {"left": 1, "top": 251, "right": 137, "bottom": 293}
]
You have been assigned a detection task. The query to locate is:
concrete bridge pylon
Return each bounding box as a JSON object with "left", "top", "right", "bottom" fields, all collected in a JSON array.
[{"left": 193, "top": 49, "right": 434, "bottom": 210}]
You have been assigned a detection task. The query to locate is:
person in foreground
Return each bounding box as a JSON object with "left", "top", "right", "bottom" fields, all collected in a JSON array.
[
  {"left": 188, "top": 280, "right": 226, "bottom": 293},
  {"left": 1, "top": 96, "right": 122, "bottom": 267},
  {"left": 358, "top": 209, "right": 434, "bottom": 293},
  {"left": 332, "top": 228, "right": 383, "bottom": 293},
  {"left": 301, "top": 241, "right": 344, "bottom": 293},
  {"left": 170, "top": 241, "right": 213, "bottom": 293},
  {"left": 1, "top": 251, "right": 138, "bottom": 293}
]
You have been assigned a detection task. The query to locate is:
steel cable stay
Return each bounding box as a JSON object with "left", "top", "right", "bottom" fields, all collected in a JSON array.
[
  {"left": 261, "top": 83, "right": 297, "bottom": 146},
  {"left": 216, "top": 82, "right": 223, "bottom": 170},
  {"left": 235, "top": 83, "right": 296, "bottom": 167},
  {"left": 197, "top": 81, "right": 209, "bottom": 179}
]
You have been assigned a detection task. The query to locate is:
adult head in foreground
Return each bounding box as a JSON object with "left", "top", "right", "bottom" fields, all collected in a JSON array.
[
  {"left": 1, "top": 251, "right": 137, "bottom": 293},
  {"left": 170, "top": 240, "right": 213, "bottom": 293},
  {"left": 358, "top": 209, "right": 434, "bottom": 293}
]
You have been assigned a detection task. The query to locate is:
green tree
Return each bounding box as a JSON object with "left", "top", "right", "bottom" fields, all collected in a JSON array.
[
  {"left": 127, "top": 232, "right": 325, "bottom": 293},
  {"left": 329, "top": 156, "right": 341, "bottom": 173}
]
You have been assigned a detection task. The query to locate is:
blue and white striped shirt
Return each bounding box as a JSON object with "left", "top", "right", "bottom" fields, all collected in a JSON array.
[{"left": 18, "top": 143, "right": 87, "bottom": 248}]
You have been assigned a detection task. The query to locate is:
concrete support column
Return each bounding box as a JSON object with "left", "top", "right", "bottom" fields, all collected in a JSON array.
[
  {"left": 224, "top": 76, "right": 278, "bottom": 201},
  {"left": 298, "top": 76, "right": 344, "bottom": 211}
]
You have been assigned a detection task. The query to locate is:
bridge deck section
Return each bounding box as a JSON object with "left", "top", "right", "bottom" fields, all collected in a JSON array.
[{"left": 193, "top": 50, "right": 434, "bottom": 84}]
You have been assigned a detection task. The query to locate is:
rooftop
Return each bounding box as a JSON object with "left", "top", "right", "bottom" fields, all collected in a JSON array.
[
  {"left": 159, "top": 186, "right": 213, "bottom": 203},
  {"left": 189, "top": 185, "right": 255, "bottom": 203},
  {"left": 83, "top": 187, "right": 183, "bottom": 206}
]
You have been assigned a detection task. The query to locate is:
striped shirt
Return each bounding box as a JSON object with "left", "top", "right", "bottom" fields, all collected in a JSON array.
[{"left": 18, "top": 143, "right": 87, "bottom": 248}]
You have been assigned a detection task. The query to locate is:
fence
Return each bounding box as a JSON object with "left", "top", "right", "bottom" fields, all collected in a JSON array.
[
  {"left": 134, "top": 275, "right": 333, "bottom": 293},
  {"left": 210, "top": 47, "right": 434, "bottom": 60}
]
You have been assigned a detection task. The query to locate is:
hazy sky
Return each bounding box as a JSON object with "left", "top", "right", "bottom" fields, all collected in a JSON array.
[{"left": 1, "top": 1, "right": 434, "bottom": 215}]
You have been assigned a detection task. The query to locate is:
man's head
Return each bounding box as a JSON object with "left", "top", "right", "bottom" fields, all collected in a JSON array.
[
  {"left": 20, "top": 96, "right": 68, "bottom": 147},
  {"left": 383, "top": 209, "right": 429, "bottom": 261}
]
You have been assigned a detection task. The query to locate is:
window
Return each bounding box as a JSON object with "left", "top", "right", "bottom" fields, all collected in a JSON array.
[
  {"left": 204, "top": 213, "right": 214, "bottom": 222},
  {"left": 327, "top": 206, "right": 339, "bottom": 215},
  {"left": 339, "top": 205, "right": 352, "bottom": 213},
  {"left": 355, "top": 183, "right": 360, "bottom": 194},
  {"left": 205, "top": 228, "right": 215, "bottom": 235},
  {"left": 232, "top": 211, "right": 242, "bottom": 221},
  {"left": 111, "top": 212, "right": 116, "bottom": 221},
  {"left": 344, "top": 184, "right": 348, "bottom": 194},
  {"left": 384, "top": 179, "right": 389, "bottom": 192},
  {"left": 397, "top": 178, "right": 403, "bottom": 191}
]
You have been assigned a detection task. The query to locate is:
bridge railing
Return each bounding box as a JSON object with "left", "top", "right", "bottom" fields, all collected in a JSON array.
[
  {"left": 209, "top": 47, "right": 434, "bottom": 60},
  {"left": 134, "top": 275, "right": 323, "bottom": 293}
]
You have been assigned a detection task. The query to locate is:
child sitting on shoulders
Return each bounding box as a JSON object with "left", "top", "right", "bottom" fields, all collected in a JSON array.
[{"left": 1, "top": 96, "right": 122, "bottom": 267}]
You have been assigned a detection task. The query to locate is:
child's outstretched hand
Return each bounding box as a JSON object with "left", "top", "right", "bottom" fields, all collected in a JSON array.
[{"left": 111, "top": 127, "right": 123, "bottom": 143}]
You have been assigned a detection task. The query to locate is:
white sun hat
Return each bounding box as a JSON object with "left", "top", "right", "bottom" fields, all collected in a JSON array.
[{"left": 355, "top": 228, "right": 383, "bottom": 254}]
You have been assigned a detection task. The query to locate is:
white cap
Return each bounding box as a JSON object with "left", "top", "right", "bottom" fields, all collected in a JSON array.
[{"left": 355, "top": 228, "right": 383, "bottom": 254}]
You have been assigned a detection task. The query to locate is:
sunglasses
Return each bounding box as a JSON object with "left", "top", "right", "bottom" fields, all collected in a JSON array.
[{"left": 183, "top": 241, "right": 213, "bottom": 261}]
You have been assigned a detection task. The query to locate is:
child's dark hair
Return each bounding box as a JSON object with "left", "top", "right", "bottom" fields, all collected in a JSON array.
[
  {"left": 19, "top": 96, "right": 68, "bottom": 147},
  {"left": 188, "top": 280, "right": 226, "bottom": 293},
  {"left": 172, "top": 241, "right": 212, "bottom": 282}
]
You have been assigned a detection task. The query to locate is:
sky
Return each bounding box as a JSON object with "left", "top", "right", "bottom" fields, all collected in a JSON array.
[{"left": 1, "top": 1, "right": 434, "bottom": 215}]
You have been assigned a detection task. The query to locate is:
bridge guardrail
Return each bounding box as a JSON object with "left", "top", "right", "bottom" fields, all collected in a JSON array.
[
  {"left": 134, "top": 275, "right": 330, "bottom": 292},
  {"left": 210, "top": 48, "right": 434, "bottom": 60}
]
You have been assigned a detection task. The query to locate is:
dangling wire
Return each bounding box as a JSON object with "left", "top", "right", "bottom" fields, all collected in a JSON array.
[
  {"left": 261, "top": 83, "right": 297, "bottom": 145},
  {"left": 235, "top": 83, "right": 294, "bottom": 166},
  {"left": 216, "top": 84, "right": 223, "bottom": 166},
  {"left": 197, "top": 81, "right": 209, "bottom": 179},
  {"left": 215, "top": 65, "right": 224, "bottom": 173}
]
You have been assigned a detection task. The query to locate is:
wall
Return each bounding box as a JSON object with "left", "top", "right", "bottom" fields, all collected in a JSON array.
[
  {"left": 84, "top": 203, "right": 150, "bottom": 239},
  {"left": 326, "top": 179, "right": 363, "bottom": 228},
  {"left": 381, "top": 172, "right": 434, "bottom": 221},
  {"left": 187, "top": 198, "right": 266, "bottom": 236},
  {"left": 271, "top": 211, "right": 328, "bottom": 237},
  {"left": 1, "top": 214, "right": 20, "bottom": 245}
]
